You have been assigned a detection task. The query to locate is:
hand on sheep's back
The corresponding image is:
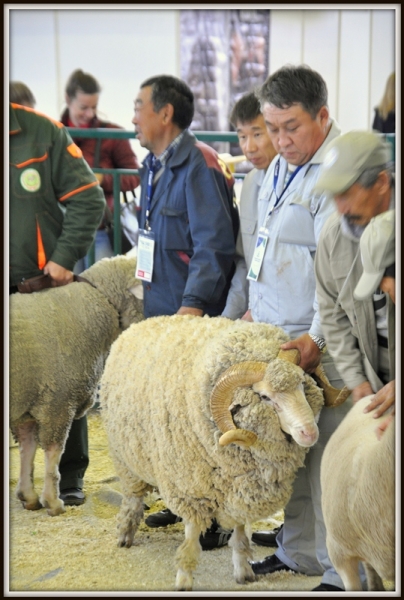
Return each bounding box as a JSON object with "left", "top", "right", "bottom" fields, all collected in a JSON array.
[{"left": 280, "top": 333, "right": 321, "bottom": 373}]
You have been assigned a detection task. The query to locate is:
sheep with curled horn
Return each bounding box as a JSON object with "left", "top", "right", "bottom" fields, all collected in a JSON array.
[{"left": 99, "top": 314, "right": 348, "bottom": 591}]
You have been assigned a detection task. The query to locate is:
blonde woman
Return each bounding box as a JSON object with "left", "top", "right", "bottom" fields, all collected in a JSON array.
[{"left": 372, "top": 72, "right": 395, "bottom": 133}]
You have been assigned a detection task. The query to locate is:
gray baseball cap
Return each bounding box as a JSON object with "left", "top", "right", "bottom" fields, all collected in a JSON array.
[
  {"left": 354, "top": 209, "right": 395, "bottom": 301},
  {"left": 315, "top": 131, "right": 391, "bottom": 195}
]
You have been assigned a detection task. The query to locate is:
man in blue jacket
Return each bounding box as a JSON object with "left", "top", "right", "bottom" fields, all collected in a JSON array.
[
  {"left": 132, "top": 74, "right": 239, "bottom": 547},
  {"left": 132, "top": 74, "right": 238, "bottom": 319}
]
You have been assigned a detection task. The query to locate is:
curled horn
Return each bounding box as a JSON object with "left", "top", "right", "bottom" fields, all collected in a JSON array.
[
  {"left": 210, "top": 361, "right": 268, "bottom": 447},
  {"left": 277, "top": 347, "right": 350, "bottom": 407},
  {"left": 311, "top": 363, "right": 351, "bottom": 407}
]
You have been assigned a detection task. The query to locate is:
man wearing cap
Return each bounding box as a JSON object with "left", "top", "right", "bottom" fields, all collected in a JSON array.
[
  {"left": 357, "top": 210, "right": 396, "bottom": 438},
  {"left": 315, "top": 131, "right": 395, "bottom": 413}
]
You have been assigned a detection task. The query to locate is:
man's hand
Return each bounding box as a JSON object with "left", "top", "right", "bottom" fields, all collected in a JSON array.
[
  {"left": 176, "top": 306, "right": 203, "bottom": 317},
  {"left": 43, "top": 261, "right": 74, "bottom": 286},
  {"left": 241, "top": 309, "right": 253, "bottom": 322},
  {"left": 351, "top": 381, "right": 374, "bottom": 402},
  {"left": 364, "top": 380, "right": 395, "bottom": 418},
  {"left": 280, "top": 333, "right": 321, "bottom": 373}
]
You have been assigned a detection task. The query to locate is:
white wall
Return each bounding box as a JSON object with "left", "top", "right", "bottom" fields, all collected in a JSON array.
[{"left": 7, "top": 6, "right": 397, "bottom": 157}]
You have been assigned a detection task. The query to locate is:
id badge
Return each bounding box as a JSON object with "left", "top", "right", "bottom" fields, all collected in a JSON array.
[
  {"left": 136, "top": 229, "right": 155, "bottom": 282},
  {"left": 247, "top": 229, "right": 269, "bottom": 282}
]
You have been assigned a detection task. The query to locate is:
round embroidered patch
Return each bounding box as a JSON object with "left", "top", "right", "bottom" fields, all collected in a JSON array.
[{"left": 20, "top": 168, "right": 41, "bottom": 192}]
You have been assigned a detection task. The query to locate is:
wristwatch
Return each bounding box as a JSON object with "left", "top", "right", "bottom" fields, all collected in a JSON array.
[{"left": 309, "top": 334, "right": 327, "bottom": 353}]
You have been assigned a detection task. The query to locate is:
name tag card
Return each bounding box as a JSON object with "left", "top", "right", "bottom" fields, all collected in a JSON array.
[
  {"left": 247, "top": 229, "right": 268, "bottom": 282},
  {"left": 135, "top": 229, "right": 155, "bottom": 282}
]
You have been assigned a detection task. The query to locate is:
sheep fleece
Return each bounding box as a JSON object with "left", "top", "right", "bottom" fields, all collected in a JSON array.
[
  {"left": 100, "top": 315, "right": 324, "bottom": 531},
  {"left": 9, "top": 256, "right": 142, "bottom": 447}
]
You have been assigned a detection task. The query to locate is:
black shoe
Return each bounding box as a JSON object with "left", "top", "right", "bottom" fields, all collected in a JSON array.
[
  {"left": 60, "top": 487, "right": 85, "bottom": 506},
  {"left": 251, "top": 525, "right": 282, "bottom": 547},
  {"left": 145, "top": 508, "right": 183, "bottom": 527},
  {"left": 250, "top": 553, "right": 295, "bottom": 575},
  {"left": 200, "top": 521, "right": 232, "bottom": 551},
  {"left": 312, "top": 583, "right": 344, "bottom": 591}
]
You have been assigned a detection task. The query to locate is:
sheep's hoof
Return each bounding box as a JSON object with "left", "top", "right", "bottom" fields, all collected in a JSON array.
[
  {"left": 22, "top": 499, "right": 42, "bottom": 511},
  {"left": 47, "top": 504, "right": 66, "bottom": 517},
  {"left": 117, "top": 535, "right": 134, "bottom": 549},
  {"left": 175, "top": 570, "right": 193, "bottom": 591},
  {"left": 236, "top": 572, "right": 257, "bottom": 584}
]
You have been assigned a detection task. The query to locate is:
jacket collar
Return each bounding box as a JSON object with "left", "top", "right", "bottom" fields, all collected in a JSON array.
[{"left": 9, "top": 104, "right": 22, "bottom": 135}]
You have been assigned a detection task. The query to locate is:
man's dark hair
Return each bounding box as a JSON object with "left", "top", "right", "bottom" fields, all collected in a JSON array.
[
  {"left": 10, "top": 81, "right": 36, "bottom": 108},
  {"left": 140, "top": 75, "right": 194, "bottom": 130},
  {"left": 229, "top": 92, "right": 262, "bottom": 128},
  {"left": 65, "top": 69, "right": 101, "bottom": 99},
  {"left": 257, "top": 64, "right": 328, "bottom": 119}
]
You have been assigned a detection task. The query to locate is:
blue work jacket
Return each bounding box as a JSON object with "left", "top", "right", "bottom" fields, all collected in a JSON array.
[{"left": 138, "top": 130, "right": 238, "bottom": 318}]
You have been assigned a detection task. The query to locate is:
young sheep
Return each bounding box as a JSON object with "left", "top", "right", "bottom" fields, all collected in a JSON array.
[
  {"left": 100, "top": 315, "right": 326, "bottom": 590},
  {"left": 9, "top": 255, "right": 143, "bottom": 517},
  {"left": 321, "top": 395, "right": 395, "bottom": 591}
]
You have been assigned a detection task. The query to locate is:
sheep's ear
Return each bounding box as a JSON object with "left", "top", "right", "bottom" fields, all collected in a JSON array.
[{"left": 129, "top": 283, "right": 143, "bottom": 300}]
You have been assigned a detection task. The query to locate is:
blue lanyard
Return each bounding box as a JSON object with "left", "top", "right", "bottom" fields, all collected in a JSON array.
[
  {"left": 261, "top": 159, "right": 303, "bottom": 230},
  {"left": 144, "top": 155, "right": 158, "bottom": 230},
  {"left": 273, "top": 158, "right": 303, "bottom": 205}
]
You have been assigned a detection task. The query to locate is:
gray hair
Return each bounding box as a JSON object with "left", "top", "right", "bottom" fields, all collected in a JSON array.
[
  {"left": 355, "top": 165, "right": 391, "bottom": 188},
  {"left": 257, "top": 64, "right": 328, "bottom": 119}
]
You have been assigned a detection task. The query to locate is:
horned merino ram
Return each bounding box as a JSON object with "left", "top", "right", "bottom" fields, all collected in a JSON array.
[
  {"left": 9, "top": 255, "right": 143, "bottom": 517},
  {"left": 100, "top": 314, "right": 327, "bottom": 590},
  {"left": 321, "top": 395, "right": 395, "bottom": 591}
]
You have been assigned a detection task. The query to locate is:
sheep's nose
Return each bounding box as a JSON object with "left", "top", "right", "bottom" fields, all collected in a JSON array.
[{"left": 299, "top": 426, "right": 319, "bottom": 446}]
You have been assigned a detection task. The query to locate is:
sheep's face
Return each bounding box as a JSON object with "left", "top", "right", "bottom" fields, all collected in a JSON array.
[{"left": 252, "top": 360, "right": 319, "bottom": 448}]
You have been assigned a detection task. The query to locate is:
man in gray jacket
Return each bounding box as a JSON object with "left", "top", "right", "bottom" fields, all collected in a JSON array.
[
  {"left": 222, "top": 91, "right": 277, "bottom": 320},
  {"left": 314, "top": 131, "right": 395, "bottom": 407},
  {"left": 238, "top": 64, "right": 353, "bottom": 592}
]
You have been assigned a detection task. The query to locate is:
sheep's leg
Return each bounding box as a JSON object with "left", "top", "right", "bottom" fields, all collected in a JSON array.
[
  {"left": 363, "top": 563, "right": 385, "bottom": 591},
  {"left": 117, "top": 495, "right": 144, "bottom": 548},
  {"left": 175, "top": 521, "right": 202, "bottom": 591},
  {"left": 15, "top": 421, "right": 42, "bottom": 510},
  {"left": 229, "top": 524, "right": 256, "bottom": 584},
  {"left": 329, "top": 547, "right": 363, "bottom": 591},
  {"left": 40, "top": 442, "right": 65, "bottom": 516}
]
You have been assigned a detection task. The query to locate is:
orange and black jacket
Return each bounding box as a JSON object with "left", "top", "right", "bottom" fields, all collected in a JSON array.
[{"left": 9, "top": 104, "right": 106, "bottom": 286}]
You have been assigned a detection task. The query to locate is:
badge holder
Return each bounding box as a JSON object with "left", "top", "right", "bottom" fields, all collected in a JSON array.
[
  {"left": 136, "top": 229, "right": 155, "bottom": 282},
  {"left": 247, "top": 228, "right": 269, "bottom": 282}
]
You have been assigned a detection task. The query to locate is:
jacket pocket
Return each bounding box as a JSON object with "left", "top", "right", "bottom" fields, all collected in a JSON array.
[
  {"left": 159, "top": 206, "right": 191, "bottom": 251},
  {"left": 278, "top": 204, "right": 316, "bottom": 248}
]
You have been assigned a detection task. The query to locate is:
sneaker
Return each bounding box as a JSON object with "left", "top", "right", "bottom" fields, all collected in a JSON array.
[
  {"left": 145, "top": 508, "right": 183, "bottom": 527},
  {"left": 59, "top": 487, "right": 85, "bottom": 506},
  {"left": 200, "top": 521, "right": 232, "bottom": 551}
]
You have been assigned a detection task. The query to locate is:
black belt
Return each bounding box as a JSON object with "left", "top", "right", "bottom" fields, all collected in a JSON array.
[{"left": 377, "top": 334, "right": 389, "bottom": 349}]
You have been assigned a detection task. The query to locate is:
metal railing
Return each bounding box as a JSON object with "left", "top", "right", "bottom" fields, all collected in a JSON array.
[
  {"left": 67, "top": 128, "right": 396, "bottom": 263},
  {"left": 67, "top": 128, "right": 244, "bottom": 262}
]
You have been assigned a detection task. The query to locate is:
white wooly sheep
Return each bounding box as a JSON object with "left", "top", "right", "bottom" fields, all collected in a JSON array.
[
  {"left": 100, "top": 314, "right": 326, "bottom": 591},
  {"left": 321, "top": 395, "right": 395, "bottom": 591},
  {"left": 10, "top": 255, "right": 144, "bottom": 517}
]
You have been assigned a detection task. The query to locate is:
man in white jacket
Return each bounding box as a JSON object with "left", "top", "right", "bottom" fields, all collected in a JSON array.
[{"left": 247, "top": 64, "right": 356, "bottom": 592}]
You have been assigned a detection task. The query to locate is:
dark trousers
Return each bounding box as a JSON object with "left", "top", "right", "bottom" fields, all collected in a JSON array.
[{"left": 59, "top": 415, "right": 89, "bottom": 490}]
